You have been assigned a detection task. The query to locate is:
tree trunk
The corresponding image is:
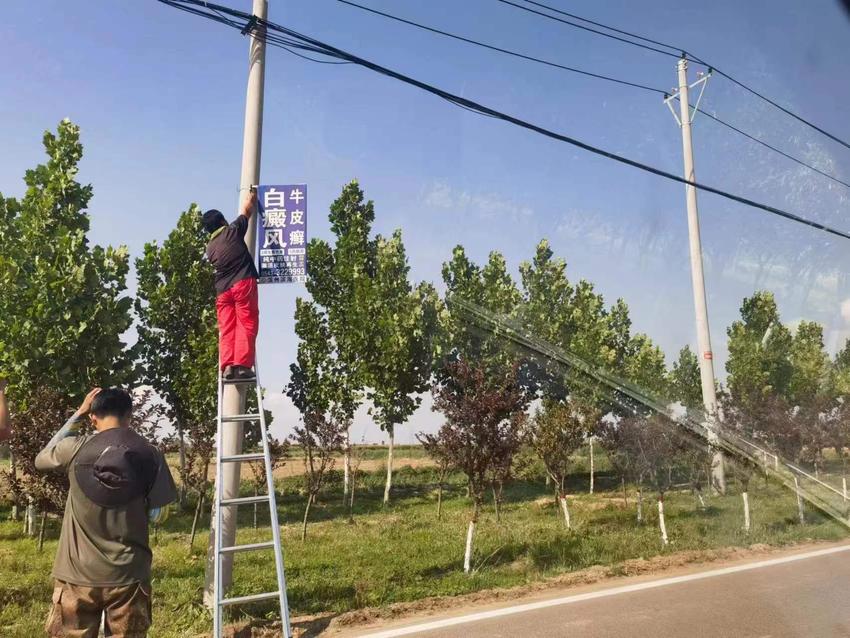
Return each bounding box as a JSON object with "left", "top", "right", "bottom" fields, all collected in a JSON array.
[
  {"left": 637, "top": 487, "right": 643, "bottom": 523},
  {"left": 383, "top": 428, "right": 395, "bottom": 505},
  {"left": 348, "top": 470, "right": 356, "bottom": 524},
  {"left": 794, "top": 476, "right": 806, "bottom": 525},
  {"left": 463, "top": 501, "right": 480, "bottom": 574},
  {"left": 343, "top": 430, "right": 351, "bottom": 498},
  {"left": 25, "top": 500, "right": 37, "bottom": 537},
  {"left": 696, "top": 489, "right": 706, "bottom": 509},
  {"left": 492, "top": 485, "right": 501, "bottom": 522},
  {"left": 178, "top": 426, "right": 187, "bottom": 510},
  {"left": 621, "top": 477, "right": 628, "bottom": 506},
  {"left": 742, "top": 491, "right": 751, "bottom": 533},
  {"left": 559, "top": 493, "right": 572, "bottom": 529},
  {"left": 37, "top": 511, "right": 48, "bottom": 552},
  {"left": 253, "top": 486, "right": 259, "bottom": 530},
  {"left": 9, "top": 450, "right": 18, "bottom": 521},
  {"left": 588, "top": 437, "right": 594, "bottom": 494},
  {"left": 658, "top": 496, "right": 669, "bottom": 545},
  {"left": 189, "top": 490, "right": 205, "bottom": 554},
  {"left": 302, "top": 493, "right": 314, "bottom": 541},
  {"left": 437, "top": 479, "right": 443, "bottom": 520}
]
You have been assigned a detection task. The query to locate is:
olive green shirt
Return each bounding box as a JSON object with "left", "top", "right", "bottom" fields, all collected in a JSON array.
[{"left": 35, "top": 420, "right": 177, "bottom": 586}]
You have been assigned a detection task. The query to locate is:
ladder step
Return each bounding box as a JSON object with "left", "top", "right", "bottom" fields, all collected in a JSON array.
[
  {"left": 220, "top": 495, "right": 270, "bottom": 506},
  {"left": 220, "top": 541, "right": 275, "bottom": 554},
  {"left": 221, "top": 414, "right": 260, "bottom": 422},
  {"left": 220, "top": 590, "right": 280, "bottom": 607},
  {"left": 220, "top": 452, "right": 265, "bottom": 463},
  {"left": 223, "top": 376, "right": 257, "bottom": 386}
]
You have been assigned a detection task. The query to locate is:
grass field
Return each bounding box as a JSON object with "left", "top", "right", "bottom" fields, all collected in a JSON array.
[{"left": 1, "top": 447, "right": 847, "bottom": 637}]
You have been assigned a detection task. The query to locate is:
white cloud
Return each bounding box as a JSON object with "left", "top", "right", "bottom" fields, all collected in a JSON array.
[{"left": 422, "top": 181, "right": 533, "bottom": 222}]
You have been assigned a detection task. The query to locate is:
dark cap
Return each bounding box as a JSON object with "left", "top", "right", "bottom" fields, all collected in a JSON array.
[
  {"left": 74, "top": 428, "right": 166, "bottom": 508},
  {"left": 202, "top": 209, "right": 227, "bottom": 233}
]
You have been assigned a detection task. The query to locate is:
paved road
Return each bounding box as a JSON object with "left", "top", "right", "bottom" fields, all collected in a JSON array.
[{"left": 356, "top": 545, "right": 850, "bottom": 638}]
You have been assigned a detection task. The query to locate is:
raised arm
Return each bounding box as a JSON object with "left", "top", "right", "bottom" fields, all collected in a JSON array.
[
  {"left": 240, "top": 189, "right": 257, "bottom": 220},
  {"left": 35, "top": 387, "right": 100, "bottom": 472}
]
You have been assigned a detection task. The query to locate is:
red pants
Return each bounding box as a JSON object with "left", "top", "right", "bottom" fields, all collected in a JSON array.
[{"left": 216, "top": 277, "right": 259, "bottom": 370}]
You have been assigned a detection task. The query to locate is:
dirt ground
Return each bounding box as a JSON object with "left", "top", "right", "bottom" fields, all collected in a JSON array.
[{"left": 166, "top": 455, "right": 436, "bottom": 481}]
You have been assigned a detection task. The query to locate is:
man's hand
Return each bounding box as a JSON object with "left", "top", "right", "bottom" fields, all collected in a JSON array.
[
  {"left": 241, "top": 189, "right": 257, "bottom": 218},
  {"left": 76, "top": 388, "right": 102, "bottom": 416}
]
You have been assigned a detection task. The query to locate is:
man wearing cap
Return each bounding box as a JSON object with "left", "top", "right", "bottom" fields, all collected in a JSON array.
[
  {"left": 202, "top": 190, "right": 260, "bottom": 381},
  {"left": 35, "top": 387, "right": 177, "bottom": 637}
]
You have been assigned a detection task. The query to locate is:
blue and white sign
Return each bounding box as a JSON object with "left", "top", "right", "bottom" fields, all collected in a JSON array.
[{"left": 257, "top": 184, "right": 307, "bottom": 284}]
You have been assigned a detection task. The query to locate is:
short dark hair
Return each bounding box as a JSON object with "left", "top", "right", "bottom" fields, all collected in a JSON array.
[
  {"left": 202, "top": 209, "right": 227, "bottom": 233},
  {"left": 90, "top": 388, "right": 133, "bottom": 419}
]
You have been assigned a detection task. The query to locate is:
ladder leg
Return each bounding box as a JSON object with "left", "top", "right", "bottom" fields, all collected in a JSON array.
[{"left": 254, "top": 360, "right": 292, "bottom": 638}]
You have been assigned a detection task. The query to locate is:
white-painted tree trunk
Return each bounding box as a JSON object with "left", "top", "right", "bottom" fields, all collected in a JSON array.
[
  {"left": 463, "top": 520, "right": 476, "bottom": 574},
  {"left": 658, "top": 498, "right": 669, "bottom": 545},
  {"left": 25, "top": 500, "right": 37, "bottom": 537},
  {"left": 742, "top": 491, "right": 751, "bottom": 533},
  {"left": 794, "top": 476, "right": 805, "bottom": 525},
  {"left": 588, "top": 437, "right": 594, "bottom": 494},
  {"left": 637, "top": 487, "right": 643, "bottom": 523},
  {"left": 343, "top": 430, "right": 351, "bottom": 497},
  {"left": 559, "top": 495, "right": 572, "bottom": 529},
  {"left": 383, "top": 428, "right": 394, "bottom": 505}
]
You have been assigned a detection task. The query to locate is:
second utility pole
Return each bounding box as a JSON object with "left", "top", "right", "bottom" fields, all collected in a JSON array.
[
  {"left": 204, "top": 0, "right": 269, "bottom": 606},
  {"left": 673, "top": 56, "right": 726, "bottom": 494}
]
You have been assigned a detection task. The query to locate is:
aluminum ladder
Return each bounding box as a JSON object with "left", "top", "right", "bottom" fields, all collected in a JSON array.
[{"left": 212, "top": 360, "right": 292, "bottom": 637}]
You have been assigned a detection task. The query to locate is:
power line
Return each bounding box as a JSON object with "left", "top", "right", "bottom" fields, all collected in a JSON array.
[
  {"left": 337, "top": 0, "right": 850, "bottom": 191},
  {"left": 498, "top": 0, "right": 850, "bottom": 152},
  {"left": 156, "top": 0, "right": 850, "bottom": 241},
  {"left": 698, "top": 109, "right": 850, "bottom": 190},
  {"left": 336, "top": 0, "right": 667, "bottom": 95},
  {"left": 516, "top": 0, "right": 689, "bottom": 57},
  {"left": 494, "top": 0, "right": 684, "bottom": 59}
]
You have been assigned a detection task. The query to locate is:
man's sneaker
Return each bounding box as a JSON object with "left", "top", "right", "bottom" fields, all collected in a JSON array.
[
  {"left": 223, "top": 365, "right": 235, "bottom": 380},
  {"left": 232, "top": 365, "right": 256, "bottom": 380}
]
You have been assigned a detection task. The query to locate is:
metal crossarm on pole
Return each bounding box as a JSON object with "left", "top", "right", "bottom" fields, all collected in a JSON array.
[{"left": 212, "top": 361, "right": 292, "bottom": 638}]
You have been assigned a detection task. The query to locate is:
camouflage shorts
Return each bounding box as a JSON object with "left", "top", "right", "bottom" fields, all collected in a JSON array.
[{"left": 45, "top": 579, "right": 152, "bottom": 638}]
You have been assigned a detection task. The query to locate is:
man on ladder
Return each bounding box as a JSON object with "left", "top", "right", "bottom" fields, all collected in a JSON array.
[
  {"left": 203, "top": 187, "right": 292, "bottom": 637},
  {"left": 203, "top": 189, "right": 260, "bottom": 381}
]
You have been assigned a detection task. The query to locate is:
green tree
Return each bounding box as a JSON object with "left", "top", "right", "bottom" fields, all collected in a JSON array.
[
  {"left": 669, "top": 346, "right": 702, "bottom": 415},
  {"left": 363, "top": 231, "right": 441, "bottom": 504},
  {"left": 787, "top": 321, "right": 829, "bottom": 408},
  {"left": 0, "top": 121, "right": 134, "bottom": 530},
  {"left": 305, "top": 181, "right": 372, "bottom": 495},
  {"left": 726, "top": 291, "right": 792, "bottom": 407},
  {"left": 134, "top": 206, "right": 214, "bottom": 506},
  {"left": 286, "top": 299, "right": 349, "bottom": 539},
  {"left": 0, "top": 119, "right": 134, "bottom": 400}
]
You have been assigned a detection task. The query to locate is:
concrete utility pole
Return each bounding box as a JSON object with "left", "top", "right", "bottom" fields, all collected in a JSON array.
[
  {"left": 666, "top": 56, "right": 726, "bottom": 494},
  {"left": 204, "top": 0, "right": 268, "bottom": 605}
]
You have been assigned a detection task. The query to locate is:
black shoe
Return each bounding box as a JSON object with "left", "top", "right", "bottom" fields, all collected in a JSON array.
[
  {"left": 232, "top": 365, "right": 256, "bottom": 380},
  {"left": 223, "top": 365, "right": 235, "bottom": 380}
]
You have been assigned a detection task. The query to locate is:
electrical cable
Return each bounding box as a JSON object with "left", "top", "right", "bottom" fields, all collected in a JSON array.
[
  {"left": 336, "top": 0, "right": 668, "bottom": 96},
  {"left": 156, "top": 0, "right": 850, "bottom": 241},
  {"left": 499, "top": 0, "right": 850, "bottom": 151},
  {"left": 338, "top": 0, "right": 850, "bottom": 190}
]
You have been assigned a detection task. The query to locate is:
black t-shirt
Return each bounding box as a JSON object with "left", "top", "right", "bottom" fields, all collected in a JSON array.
[{"left": 206, "top": 216, "right": 259, "bottom": 294}]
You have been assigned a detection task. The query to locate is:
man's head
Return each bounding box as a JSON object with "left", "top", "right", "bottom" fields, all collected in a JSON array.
[
  {"left": 89, "top": 388, "right": 133, "bottom": 431},
  {"left": 202, "top": 209, "right": 227, "bottom": 234}
]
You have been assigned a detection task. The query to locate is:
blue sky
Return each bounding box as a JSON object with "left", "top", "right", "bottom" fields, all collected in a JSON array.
[{"left": 1, "top": 0, "right": 849, "bottom": 441}]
